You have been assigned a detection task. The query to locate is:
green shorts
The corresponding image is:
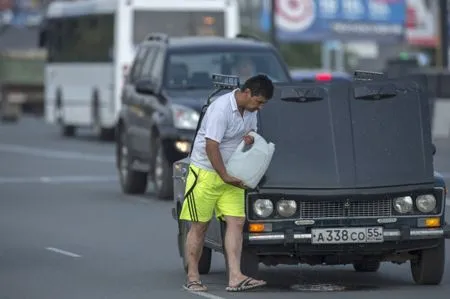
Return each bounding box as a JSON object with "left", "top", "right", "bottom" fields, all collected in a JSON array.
[{"left": 179, "top": 164, "right": 245, "bottom": 223}]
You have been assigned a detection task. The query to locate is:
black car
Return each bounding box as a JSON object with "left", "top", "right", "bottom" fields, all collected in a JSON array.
[
  {"left": 173, "top": 72, "right": 450, "bottom": 285},
  {"left": 115, "top": 33, "right": 292, "bottom": 198}
]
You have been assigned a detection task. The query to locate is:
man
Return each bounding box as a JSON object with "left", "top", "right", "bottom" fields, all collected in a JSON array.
[{"left": 179, "top": 74, "right": 274, "bottom": 292}]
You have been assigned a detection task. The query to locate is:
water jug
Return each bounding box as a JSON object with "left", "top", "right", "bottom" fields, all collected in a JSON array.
[{"left": 226, "top": 131, "right": 275, "bottom": 189}]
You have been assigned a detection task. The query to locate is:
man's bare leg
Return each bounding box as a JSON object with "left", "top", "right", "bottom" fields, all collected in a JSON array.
[
  {"left": 223, "top": 216, "right": 266, "bottom": 288},
  {"left": 185, "top": 221, "right": 209, "bottom": 291}
]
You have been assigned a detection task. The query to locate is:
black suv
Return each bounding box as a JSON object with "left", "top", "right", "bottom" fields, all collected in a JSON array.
[{"left": 115, "top": 33, "right": 292, "bottom": 198}]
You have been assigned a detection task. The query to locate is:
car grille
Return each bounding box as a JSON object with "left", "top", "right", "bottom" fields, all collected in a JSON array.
[{"left": 299, "top": 198, "right": 392, "bottom": 219}]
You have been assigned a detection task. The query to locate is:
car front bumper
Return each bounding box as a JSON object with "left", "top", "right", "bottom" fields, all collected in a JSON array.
[{"left": 246, "top": 225, "right": 450, "bottom": 245}]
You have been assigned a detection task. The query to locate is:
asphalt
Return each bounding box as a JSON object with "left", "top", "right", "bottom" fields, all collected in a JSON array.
[{"left": 0, "top": 117, "right": 449, "bottom": 299}]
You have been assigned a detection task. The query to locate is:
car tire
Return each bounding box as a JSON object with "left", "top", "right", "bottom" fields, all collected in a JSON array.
[
  {"left": 241, "top": 250, "right": 260, "bottom": 278},
  {"left": 410, "top": 239, "right": 445, "bottom": 285},
  {"left": 151, "top": 137, "right": 173, "bottom": 199},
  {"left": 352, "top": 260, "right": 380, "bottom": 272},
  {"left": 117, "top": 127, "right": 148, "bottom": 194},
  {"left": 179, "top": 220, "right": 212, "bottom": 275}
]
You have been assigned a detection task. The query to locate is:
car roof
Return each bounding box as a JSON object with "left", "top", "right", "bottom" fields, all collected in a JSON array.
[{"left": 142, "top": 35, "right": 275, "bottom": 52}]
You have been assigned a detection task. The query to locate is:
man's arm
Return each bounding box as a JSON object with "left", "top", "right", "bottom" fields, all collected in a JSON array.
[
  {"left": 203, "top": 108, "right": 243, "bottom": 187},
  {"left": 203, "top": 107, "right": 228, "bottom": 179},
  {"left": 205, "top": 139, "right": 227, "bottom": 178}
]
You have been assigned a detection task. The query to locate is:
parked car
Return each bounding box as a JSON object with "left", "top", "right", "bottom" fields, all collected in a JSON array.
[
  {"left": 115, "top": 33, "right": 292, "bottom": 198},
  {"left": 173, "top": 72, "right": 450, "bottom": 285}
]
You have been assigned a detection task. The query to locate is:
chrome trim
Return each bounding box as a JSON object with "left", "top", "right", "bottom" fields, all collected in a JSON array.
[{"left": 248, "top": 228, "right": 445, "bottom": 242}]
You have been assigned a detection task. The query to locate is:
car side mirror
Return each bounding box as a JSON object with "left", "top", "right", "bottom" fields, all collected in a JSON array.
[{"left": 135, "top": 79, "right": 154, "bottom": 95}]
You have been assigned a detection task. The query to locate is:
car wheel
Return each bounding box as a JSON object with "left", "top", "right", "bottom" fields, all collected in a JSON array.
[
  {"left": 352, "top": 260, "right": 380, "bottom": 272},
  {"left": 117, "top": 128, "right": 148, "bottom": 194},
  {"left": 152, "top": 137, "right": 173, "bottom": 199},
  {"left": 179, "top": 220, "right": 212, "bottom": 275},
  {"left": 410, "top": 239, "right": 445, "bottom": 285},
  {"left": 241, "top": 250, "right": 260, "bottom": 278}
]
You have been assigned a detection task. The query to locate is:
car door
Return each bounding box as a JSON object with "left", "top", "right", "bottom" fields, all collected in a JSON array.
[
  {"left": 143, "top": 47, "right": 166, "bottom": 154},
  {"left": 132, "top": 46, "right": 158, "bottom": 156},
  {"left": 123, "top": 45, "right": 150, "bottom": 154}
]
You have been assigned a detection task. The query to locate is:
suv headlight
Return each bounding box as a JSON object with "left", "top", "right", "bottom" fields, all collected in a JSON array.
[
  {"left": 277, "top": 200, "right": 297, "bottom": 217},
  {"left": 393, "top": 196, "right": 413, "bottom": 213},
  {"left": 171, "top": 104, "right": 200, "bottom": 130},
  {"left": 416, "top": 194, "right": 436, "bottom": 213},
  {"left": 253, "top": 199, "right": 273, "bottom": 218}
]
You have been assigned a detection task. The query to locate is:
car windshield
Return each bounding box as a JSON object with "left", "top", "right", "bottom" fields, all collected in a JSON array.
[{"left": 164, "top": 50, "right": 290, "bottom": 89}]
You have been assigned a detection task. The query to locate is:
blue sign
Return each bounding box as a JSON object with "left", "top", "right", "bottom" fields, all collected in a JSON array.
[{"left": 260, "top": 0, "right": 406, "bottom": 43}]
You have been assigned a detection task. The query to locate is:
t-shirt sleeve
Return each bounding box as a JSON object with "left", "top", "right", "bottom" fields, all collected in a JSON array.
[{"left": 204, "top": 106, "right": 228, "bottom": 143}]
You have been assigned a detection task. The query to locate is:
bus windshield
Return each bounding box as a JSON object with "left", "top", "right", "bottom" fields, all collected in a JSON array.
[
  {"left": 133, "top": 10, "right": 225, "bottom": 45},
  {"left": 164, "top": 50, "right": 290, "bottom": 90}
]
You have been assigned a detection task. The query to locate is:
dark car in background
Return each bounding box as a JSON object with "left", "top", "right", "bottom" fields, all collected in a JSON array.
[{"left": 115, "top": 33, "right": 292, "bottom": 199}]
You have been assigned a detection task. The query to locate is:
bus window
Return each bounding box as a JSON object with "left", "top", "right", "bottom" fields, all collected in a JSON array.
[{"left": 132, "top": 10, "right": 225, "bottom": 45}]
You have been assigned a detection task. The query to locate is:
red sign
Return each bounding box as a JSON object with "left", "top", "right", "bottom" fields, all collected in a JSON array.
[{"left": 0, "top": 0, "right": 13, "bottom": 11}]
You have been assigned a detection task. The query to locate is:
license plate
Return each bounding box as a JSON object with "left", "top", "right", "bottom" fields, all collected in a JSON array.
[{"left": 311, "top": 227, "right": 384, "bottom": 244}]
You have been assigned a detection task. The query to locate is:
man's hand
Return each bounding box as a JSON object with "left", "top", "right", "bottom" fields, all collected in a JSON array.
[
  {"left": 221, "top": 173, "right": 246, "bottom": 189},
  {"left": 243, "top": 134, "right": 254, "bottom": 145}
]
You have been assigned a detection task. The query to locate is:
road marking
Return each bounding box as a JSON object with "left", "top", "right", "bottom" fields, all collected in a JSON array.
[
  {"left": 185, "top": 290, "right": 226, "bottom": 299},
  {"left": 0, "top": 175, "right": 117, "bottom": 184},
  {"left": 0, "top": 143, "right": 114, "bottom": 163},
  {"left": 45, "top": 247, "right": 81, "bottom": 258}
]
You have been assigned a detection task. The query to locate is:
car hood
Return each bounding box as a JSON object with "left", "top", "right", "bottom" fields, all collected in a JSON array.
[
  {"left": 165, "top": 89, "right": 213, "bottom": 112},
  {"left": 257, "top": 77, "right": 434, "bottom": 190}
]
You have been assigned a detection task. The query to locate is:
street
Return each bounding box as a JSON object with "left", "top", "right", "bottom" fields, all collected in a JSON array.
[{"left": 0, "top": 117, "right": 449, "bottom": 299}]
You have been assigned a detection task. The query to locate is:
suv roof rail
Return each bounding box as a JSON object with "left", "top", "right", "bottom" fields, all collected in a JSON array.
[
  {"left": 235, "top": 33, "right": 262, "bottom": 42},
  {"left": 145, "top": 32, "right": 169, "bottom": 43}
]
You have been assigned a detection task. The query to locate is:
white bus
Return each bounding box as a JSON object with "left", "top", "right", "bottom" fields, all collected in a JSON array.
[{"left": 38, "top": 0, "right": 240, "bottom": 140}]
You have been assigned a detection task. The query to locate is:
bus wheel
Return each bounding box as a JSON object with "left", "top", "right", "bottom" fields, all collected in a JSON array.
[
  {"left": 55, "top": 99, "right": 75, "bottom": 137},
  {"left": 92, "top": 97, "right": 114, "bottom": 141}
]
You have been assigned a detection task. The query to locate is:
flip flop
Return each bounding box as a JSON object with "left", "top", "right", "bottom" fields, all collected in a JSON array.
[
  {"left": 183, "top": 280, "right": 208, "bottom": 292},
  {"left": 226, "top": 277, "right": 267, "bottom": 292}
]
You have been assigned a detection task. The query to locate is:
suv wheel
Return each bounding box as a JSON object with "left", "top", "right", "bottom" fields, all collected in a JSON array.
[
  {"left": 410, "top": 239, "right": 445, "bottom": 285},
  {"left": 352, "top": 260, "right": 380, "bottom": 272},
  {"left": 117, "top": 128, "right": 148, "bottom": 194},
  {"left": 152, "top": 137, "right": 173, "bottom": 199},
  {"left": 179, "top": 220, "right": 212, "bottom": 274}
]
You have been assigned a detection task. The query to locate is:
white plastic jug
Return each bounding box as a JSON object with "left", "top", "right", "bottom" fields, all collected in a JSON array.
[{"left": 226, "top": 131, "right": 275, "bottom": 189}]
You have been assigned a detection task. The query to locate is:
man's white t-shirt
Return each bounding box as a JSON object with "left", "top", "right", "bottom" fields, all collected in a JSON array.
[{"left": 190, "top": 89, "right": 258, "bottom": 171}]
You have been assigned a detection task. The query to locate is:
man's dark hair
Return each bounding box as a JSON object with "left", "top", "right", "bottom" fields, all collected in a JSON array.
[{"left": 240, "top": 74, "right": 274, "bottom": 100}]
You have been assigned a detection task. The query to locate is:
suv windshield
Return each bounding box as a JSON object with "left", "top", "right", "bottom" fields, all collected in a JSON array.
[{"left": 164, "top": 50, "right": 290, "bottom": 89}]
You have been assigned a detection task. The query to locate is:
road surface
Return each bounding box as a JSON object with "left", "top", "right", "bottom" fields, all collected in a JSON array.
[{"left": 0, "top": 117, "right": 449, "bottom": 299}]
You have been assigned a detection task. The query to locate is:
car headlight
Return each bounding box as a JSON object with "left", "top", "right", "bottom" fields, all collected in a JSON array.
[
  {"left": 253, "top": 199, "right": 273, "bottom": 218},
  {"left": 171, "top": 104, "right": 200, "bottom": 130},
  {"left": 277, "top": 200, "right": 297, "bottom": 217},
  {"left": 393, "top": 196, "right": 413, "bottom": 214},
  {"left": 416, "top": 194, "right": 436, "bottom": 213}
]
